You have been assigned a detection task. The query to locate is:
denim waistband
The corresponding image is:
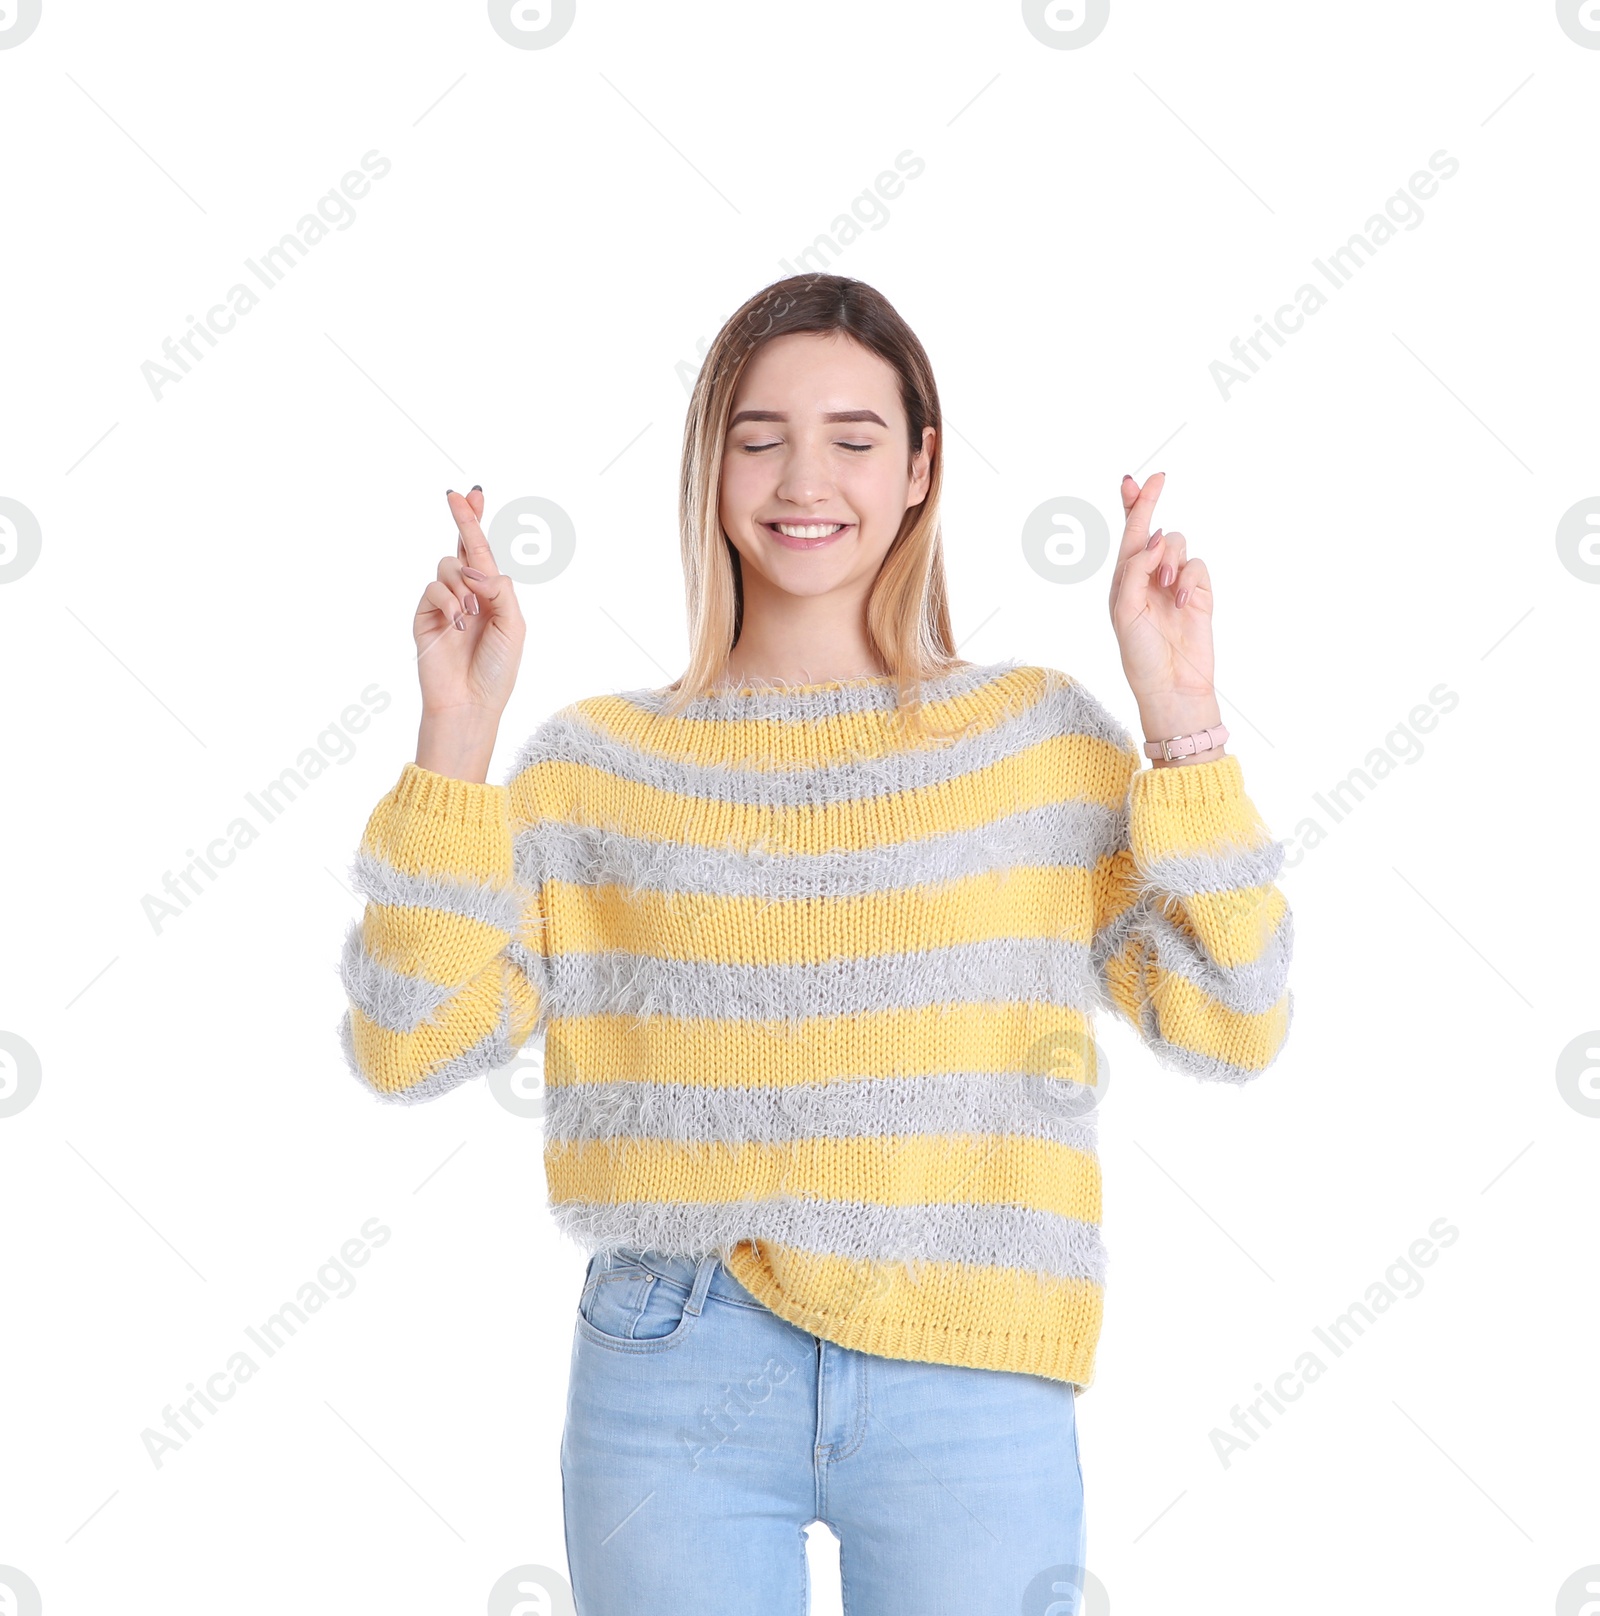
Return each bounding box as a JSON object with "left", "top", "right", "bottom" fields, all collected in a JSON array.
[{"left": 595, "top": 1244, "right": 763, "bottom": 1311}]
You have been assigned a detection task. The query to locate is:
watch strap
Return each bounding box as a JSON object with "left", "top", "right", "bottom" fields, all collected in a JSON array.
[{"left": 1143, "top": 722, "right": 1229, "bottom": 763}]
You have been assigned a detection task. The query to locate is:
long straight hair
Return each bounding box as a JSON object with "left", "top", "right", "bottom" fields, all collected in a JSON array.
[{"left": 664, "top": 274, "right": 969, "bottom": 733}]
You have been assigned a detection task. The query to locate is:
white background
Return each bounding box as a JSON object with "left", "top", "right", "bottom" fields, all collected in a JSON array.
[{"left": 2, "top": 1, "right": 1596, "bottom": 1611}]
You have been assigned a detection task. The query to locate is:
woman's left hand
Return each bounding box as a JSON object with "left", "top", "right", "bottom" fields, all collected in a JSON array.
[{"left": 1107, "top": 471, "right": 1222, "bottom": 745}]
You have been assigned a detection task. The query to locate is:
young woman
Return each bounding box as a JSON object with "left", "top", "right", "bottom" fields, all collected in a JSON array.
[{"left": 338, "top": 274, "right": 1294, "bottom": 1613}]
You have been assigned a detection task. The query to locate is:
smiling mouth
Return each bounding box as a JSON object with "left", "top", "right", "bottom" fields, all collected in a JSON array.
[{"left": 763, "top": 520, "right": 853, "bottom": 546}]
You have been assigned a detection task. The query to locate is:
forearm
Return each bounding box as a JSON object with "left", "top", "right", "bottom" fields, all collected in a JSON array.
[{"left": 415, "top": 705, "right": 502, "bottom": 783}]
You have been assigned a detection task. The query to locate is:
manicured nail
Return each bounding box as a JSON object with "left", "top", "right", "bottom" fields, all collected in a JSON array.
[
  {"left": 465, "top": 593, "right": 480, "bottom": 615},
  {"left": 1176, "top": 587, "right": 1190, "bottom": 608},
  {"left": 462, "top": 566, "right": 490, "bottom": 581},
  {"left": 1146, "top": 528, "right": 1163, "bottom": 550},
  {"left": 453, "top": 613, "right": 466, "bottom": 631},
  {"left": 1158, "top": 564, "right": 1173, "bottom": 587},
  {"left": 446, "top": 488, "right": 456, "bottom": 496},
  {"left": 470, "top": 484, "right": 482, "bottom": 492},
  {"left": 1121, "top": 473, "right": 1134, "bottom": 484}
]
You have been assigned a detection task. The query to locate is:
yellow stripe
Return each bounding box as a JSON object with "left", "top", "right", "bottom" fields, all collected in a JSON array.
[
  {"left": 552, "top": 863, "right": 1097, "bottom": 962},
  {"left": 1183, "top": 883, "right": 1291, "bottom": 971},
  {"left": 544, "top": 999, "right": 1102, "bottom": 1088},
  {"left": 1103, "top": 938, "right": 1291, "bottom": 1071},
  {"left": 361, "top": 795, "right": 512, "bottom": 882},
  {"left": 1130, "top": 753, "right": 1274, "bottom": 859},
  {"left": 576, "top": 666, "right": 1058, "bottom": 770},
  {"left": 518, "top": 728, "right": 1136, "bottom": 857},
  {"left": 359, "top": 903, "right": 512, "bottom": 985},
  {"left": 1097, "top": 851, "right": 1289, "bottom": 970},
  {"left": 347, "top": 957, "right": 539, "bottom": 1096},
  {"left": 1093, "top": 848, "right": 1140, "bottom": 930},
  {"left": 1147, "top": 972, "right": 1292, "bottom": 1071},
  {"left": 724, "top": 1241, "right": 1105, "bottom": 1385},
  {"left": 546, "top": 1132, "right": 1102, "bottom": 1224}
]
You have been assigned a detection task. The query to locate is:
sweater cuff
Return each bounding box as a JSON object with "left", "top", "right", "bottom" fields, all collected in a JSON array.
[
  {"left": 1129, "top": 750, "right": 1278, "bottom": 862},
  {"left": 1129, "top": 750, "right": 1243, "bottom": 812},
  {"left": 390, "top": 762, "right": 511, "bottom": 827}
]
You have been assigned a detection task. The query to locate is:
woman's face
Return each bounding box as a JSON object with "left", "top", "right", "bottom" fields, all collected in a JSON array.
[{"left": 718, "top": 330, "right": 933, "bottom": 602}]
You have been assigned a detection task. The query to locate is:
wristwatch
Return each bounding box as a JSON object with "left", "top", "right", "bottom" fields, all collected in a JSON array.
[{"left": 1143, "top": 723, "right": 1229, "bottom": 763}]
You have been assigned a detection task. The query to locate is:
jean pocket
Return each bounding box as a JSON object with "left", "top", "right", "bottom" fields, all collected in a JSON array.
[{"left": 577, "top": 1253, "right": 701, "bottom": 1352}]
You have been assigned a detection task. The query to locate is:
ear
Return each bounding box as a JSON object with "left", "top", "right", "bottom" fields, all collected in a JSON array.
[{"left": 906, "top": 424, "right": 936, "bottom": 507}]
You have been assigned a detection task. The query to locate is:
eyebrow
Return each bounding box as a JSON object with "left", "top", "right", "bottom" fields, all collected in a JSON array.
[{"left": 728, "top": 408, "right": 889, "bottom": 428}]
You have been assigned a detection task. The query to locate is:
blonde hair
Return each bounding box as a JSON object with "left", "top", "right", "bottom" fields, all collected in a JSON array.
[{"left": 665, "top": 274, "right": 968, "bottom": 734}]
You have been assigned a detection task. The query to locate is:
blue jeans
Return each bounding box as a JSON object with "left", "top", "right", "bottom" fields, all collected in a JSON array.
[{"left": 560, "top": 1246, "right": 1089, "bottom": 1614}]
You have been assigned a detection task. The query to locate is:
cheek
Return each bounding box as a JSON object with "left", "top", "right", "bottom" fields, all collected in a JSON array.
[
  {"left": 719, "top": 454, "right": 762, "bottom": 514},
  {"left": 842, "top": 461, "right": 905, "bottom": 515}
]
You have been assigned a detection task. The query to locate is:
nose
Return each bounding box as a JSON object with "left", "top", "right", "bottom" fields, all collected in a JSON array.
[{"left": 772, "top": 437, "right": 838, "bottom": 509}]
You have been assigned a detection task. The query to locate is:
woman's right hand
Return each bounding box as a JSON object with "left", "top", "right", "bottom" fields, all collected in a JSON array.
[{"left": 413, "top": 487, "right": 526, "bottom": 781}]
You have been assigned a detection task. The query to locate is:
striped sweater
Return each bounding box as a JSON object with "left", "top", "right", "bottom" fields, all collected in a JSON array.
[{"left": 337, "top": 659, "right": 1293, "bottom": 1388}]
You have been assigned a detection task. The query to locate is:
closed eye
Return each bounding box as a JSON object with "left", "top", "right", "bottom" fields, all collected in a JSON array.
[{"left": 740, "top": 440, "right": 874, "bottom": 453}]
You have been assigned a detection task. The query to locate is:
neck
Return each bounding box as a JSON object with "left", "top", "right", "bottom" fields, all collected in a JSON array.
[{"left": 727, "top": 568, "right": 892, "bottom": 688}]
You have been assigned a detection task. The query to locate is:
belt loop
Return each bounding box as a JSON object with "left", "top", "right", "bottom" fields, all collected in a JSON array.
[{"left": 684, "top": 1251, "right": 719, "bottom": 1316}]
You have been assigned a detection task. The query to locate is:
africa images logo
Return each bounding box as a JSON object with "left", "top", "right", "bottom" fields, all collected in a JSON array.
[
  {"left": 1556, "top": 0, "right": 1600, "bottom": 47},
  {"left": 486, "top": 496, "right": 577, "bottom": 583},
  {"left": 0, "top": 497, "right": 42, "bottom": 583},
  {"left": 488, "top": 0, "right": 576, "bottom": 49},
  {"left": 1022, "top": 0, "right": 1110, "bottom": 49},
  {"left": 0, "top": 0, "right": 43, "bottom": 48}
]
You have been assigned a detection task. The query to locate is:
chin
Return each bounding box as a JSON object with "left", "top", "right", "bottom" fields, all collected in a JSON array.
[{"left": 761, "top": 563, "right": 855, "bottom": 598}]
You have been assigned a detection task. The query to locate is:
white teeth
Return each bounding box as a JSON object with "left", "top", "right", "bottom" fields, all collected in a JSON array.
[{"left": 772, "top": 522, "right": 846, "bottom": 538}]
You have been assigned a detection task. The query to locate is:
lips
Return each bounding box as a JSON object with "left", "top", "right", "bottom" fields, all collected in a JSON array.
[{"left": 763, "top": 520, "right": 854, "bottom": 550}]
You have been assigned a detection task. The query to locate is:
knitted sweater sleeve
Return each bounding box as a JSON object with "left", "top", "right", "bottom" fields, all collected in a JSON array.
[
  {"left": 1091, "top": 741, "right": 1295, "bottom": 1084},
  {"left": 335, "top": 757, "right": 549, "bottom": 1104}
]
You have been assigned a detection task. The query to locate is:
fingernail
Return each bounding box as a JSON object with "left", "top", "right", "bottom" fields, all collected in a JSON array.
[
  {"left": 453, "top": 613, "right": 466, "bottom": 631},
  {"left": 1121, "top": 473, "right": 1134, "bottom": 484},
  {"left": 470, "top": 484, "right": 482, "bottom": 492},
  {"left": 446, "top": 488, "right": 456, "bottom": 496},
  {"left": 462, "top": 566, "right": 490, "bottom": 580},
  {"left": 1159, "top": 564, "right": 1174, "bottom": 587},
  {"left": 1146, "top": 528, "right": 1163, "bottom": 550},
  {"left": 1176, "top": 587, "right": 1189, "bottom": 608},
  {"left": 466, "top": 593, "right": 479, "bottom": 615}
]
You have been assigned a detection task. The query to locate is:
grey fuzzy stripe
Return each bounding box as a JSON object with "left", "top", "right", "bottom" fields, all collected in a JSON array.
[
  {"left": 338, "top": 1001, "right": 527, "bottom": 1105},
  {"left": 514, "top": 796, "right": 1126, "bottom": 900},
  {"left": 1085, "top": 911, "right": 1135, "bottom": 1024},
  {"left": 502, "top": 666, "right": 1136, "bottom": 812},
  {"left": 338, "top": 894, "right": 548, "bottom": 1039},
  {"left": 543, "top": 1069, "right": 1102, "bottom": 1151},
  {"left": 592, "top": 658, "right": 1025, "bottom": 727},
  {"left": 546, "top": 935, "right": 1106, "bottom": 1022},
  {"left": 340, "top": 845, "right": 546, "bottom": 1042},
  {"left": 548, "top": 1195, "right": 1108, "bottom": 1284},
  {"left": 347, "top": 848, "right": 527, "bottom": 933},
  {"left": 506, "top": 939, "right": 552, "bottom": 999},
  {"left": 1089, "top": 894, "right": 1293, "bottom": 1031},
  {"left": 1141, "top": 835, "right": 1286, "bottom": 896},
  {"left": 337, "top": 917, "right": 464, "bottom": 1034},
  {"left": 1139, "top": 899, "right": 1294, "bottom": 1017}
]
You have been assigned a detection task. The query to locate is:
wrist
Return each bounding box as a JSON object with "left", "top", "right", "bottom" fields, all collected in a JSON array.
[
  {"left": 1137, "top": 694, "right": 1227, "bottom": 769},
  {"left": 417, "top": 706, "right": 501, "bottom": 784},
  {"left": 1136, "top": 690, "right": 1221, "bottom": 740}
]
